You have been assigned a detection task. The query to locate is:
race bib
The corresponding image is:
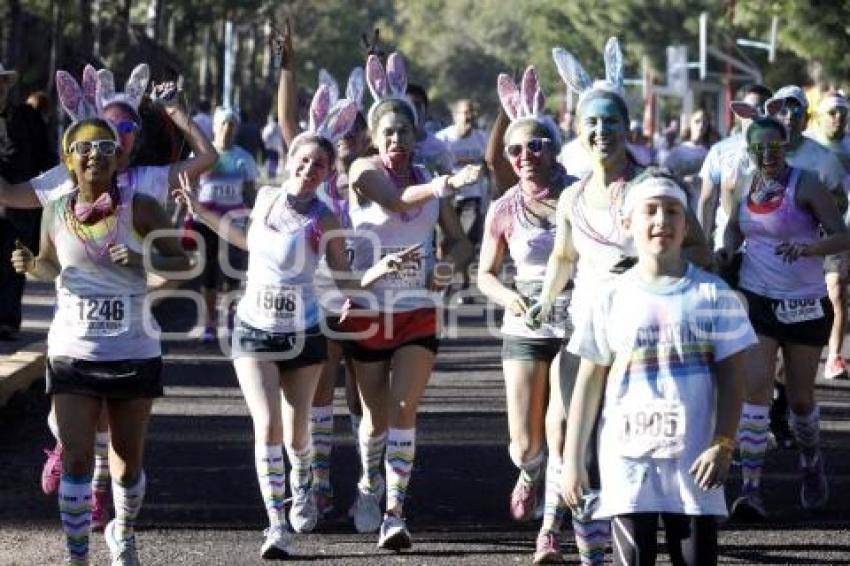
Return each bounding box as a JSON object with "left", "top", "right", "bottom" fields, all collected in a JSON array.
[
  {"left": 60, "top": 294, "right": 131, "bottom": 337},
  {"left": 379, "top": 246, "right": 426, "bottom": 289},
  {"left": 249, "top": 284, "right": 303, "bottom": 329},
  {"left": 774, "top": 298, "right": 824, "bottom": 325},
  {"left": 199, "top": 181, "right": 242, "bottom": 206},
  {"left": 616, "top": 399, "right": 686, "bottom": 459}
]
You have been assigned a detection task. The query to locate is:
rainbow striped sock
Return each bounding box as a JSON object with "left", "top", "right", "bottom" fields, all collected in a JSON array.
[
  {"left": 311, "top": 405, "right": 334, "bottom": 497},
  {"left": 572, "top": 516, "right": 610, "bottom": 565},
  {"left": 112, "top": 471, "right": 146, "bottom": 541},
  {"left": 737, "top": 402, "right": 770, "bottom": 493},
  {"left": 92, "top": 432, "right": 110, "bottom": 493},
  {"left": 790, "top": 406, "right": 820, "bottom": 466},
  {"left": 285, "top": 443, "right": 313, "bottom": 493},
  {"left": 255, "top": 444, "right": 286, "bottom": 526},
  {"left": 541, "top": 456, "right": 566, "bottom": 533},
  {"left": 385, "top": 427, "right": 416, "bottom": 515},
  {"left": 59, "top": 473, "right": 92, "bottom": 563},
  {"left": 358, "top": 429, "right": 386, "bottom": 494}
]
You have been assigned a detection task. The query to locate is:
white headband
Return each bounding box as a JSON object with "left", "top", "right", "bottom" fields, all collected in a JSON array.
[{"left": 621, "top": 177, "right": 688, "bottom": 217}]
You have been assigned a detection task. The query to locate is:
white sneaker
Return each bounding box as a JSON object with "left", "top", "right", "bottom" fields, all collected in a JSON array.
[
  {"left": 352, "top": 484, "right": 383, "bottom": 534},
  {"left": 377, "top": 514, "right": 412, "bottom": 551},
  {"left": 289, "top": 486, "right": 318, "bottom": 533},
  {"left": 104, "top": 519, "right": 141, "bottom": 566},
  {"left": 261, "top": 523, "right": 292, "bottom": 559}
]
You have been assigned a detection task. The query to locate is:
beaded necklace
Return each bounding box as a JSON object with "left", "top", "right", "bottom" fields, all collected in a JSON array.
[{"left": 570, "top": 161, "right": 635, "bottom": 247}]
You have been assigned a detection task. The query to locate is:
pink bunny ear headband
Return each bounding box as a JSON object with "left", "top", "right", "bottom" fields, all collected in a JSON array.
[
  {"left": 365, "top": 52, "right": 418, "bottom": 130},
  {"left": 552, "top": 37, "right": 625, "bottom": 110},
  {"left": 57, "top": 63, "right": 149, "bottom": 126},
  {"left": 287, "top": 68, "right": 361, "bottom": 159},
  {"left": 729, "top": 97, "right": 785, "bottom": 121},
  {"left": 497, "top": 66, "right": 561, "bottom": 150}
]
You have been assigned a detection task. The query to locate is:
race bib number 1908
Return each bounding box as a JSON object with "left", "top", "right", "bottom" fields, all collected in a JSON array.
[{"left": 251, "top": 285, "right": 303, "bottom": 329}]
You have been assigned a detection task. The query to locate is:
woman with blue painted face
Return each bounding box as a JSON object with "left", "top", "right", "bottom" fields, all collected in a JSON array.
[
  {"left": 530, "top": 39, "right": 710, "bottom": 566},
  {"left": 717, "top": 106, "right": 850, "bottom": 521}
]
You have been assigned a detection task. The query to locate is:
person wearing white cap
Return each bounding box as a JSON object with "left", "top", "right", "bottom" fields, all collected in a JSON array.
[
  {"left": 563, "top": 167, "right": 755, "bottom": 566},
  {"left": 807, "top": 91, "right": 850, "bottom": 379}
]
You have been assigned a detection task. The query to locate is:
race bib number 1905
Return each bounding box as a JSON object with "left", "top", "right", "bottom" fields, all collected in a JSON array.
[{"left": 616, "top": 399, "right": 686, "bottom": 459}]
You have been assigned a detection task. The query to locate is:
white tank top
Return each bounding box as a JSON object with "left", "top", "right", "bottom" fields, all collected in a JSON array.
[
  {"left": 236, "top": 186, "right": 326, "bottom": 332},
  {"left": 348, "top": 161, "right": 440, "bottom": 312},
  {"left": 47, "top": 188, "right": 160, "bottom": 361},
  {"left": 567, "top": 175, "right": 637, "bottom": 326}
]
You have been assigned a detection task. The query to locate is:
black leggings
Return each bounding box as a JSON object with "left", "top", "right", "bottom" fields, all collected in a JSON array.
[{"left": 611, "top": 513, "right": 718, "bottom": 566}]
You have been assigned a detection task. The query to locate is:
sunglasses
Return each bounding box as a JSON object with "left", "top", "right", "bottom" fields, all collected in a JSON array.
[
  {"left": 114, "top": 120, "right": 140, "bottom": 135},
  {"left": 68, "top": 139, "right": 120, "bottom": 156},
  {"left": 748, "top": 141, "right": 786, "bottom": 155},
  {"left": 505, "top": 138, "right": 552, "bottom": 158}
]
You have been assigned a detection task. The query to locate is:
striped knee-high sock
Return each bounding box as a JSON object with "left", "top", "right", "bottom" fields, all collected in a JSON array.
[
  {"left": 385, "top": 427, "right": 416, "bottom": 516},
  {"left": 59, "top": 473, "right": 92, "bottom": 563},
  {"left": 311, "top": 405, "right": 334, "bottom": 496},
  {"left": 358, "top": 428, "right": 387, "bottom": 494},
  {"left": 572, "top": 516, "right": 610, "bottom": 566},
  {"left": 790, "top": 406, "right": 821, "bottom": 466},
  {"left": 285, "top": 443, "right": 313, "bottom": 493},
  {"left": 737, "top": 403, "right": 770, "bottom": 493},
  {"left": 350, "top": 413, "right": 362, "bottom": 458},
  {"left": 541, "top": 456, "right": 567, "bottom": 533},
  {"left": 255, "top": 445, "right": 286, "bottom": 526},
  {"left": 92, "top": 432, "right": 110, "bottom": 493},
  {"left": 112, "top": 471, "right": 146, "bottom": 541}
]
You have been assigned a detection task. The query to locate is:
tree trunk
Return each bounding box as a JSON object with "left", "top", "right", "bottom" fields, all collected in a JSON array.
[
  {"left": 78, "top": 0, "right": 93, "bottom": 61},
  {"left": 4, "top": 0, "right": 22, "bottom": 67},
  {"left": 146, "top": 0, "right": 163, "bottom": 41}
]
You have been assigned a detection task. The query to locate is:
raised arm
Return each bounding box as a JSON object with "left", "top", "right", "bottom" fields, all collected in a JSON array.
[
  {"left": 485, "top": 108, "right": 518, "bottom": 198},
  {"left": 273, "top": 19, "right": 300, "bottom": 146}
]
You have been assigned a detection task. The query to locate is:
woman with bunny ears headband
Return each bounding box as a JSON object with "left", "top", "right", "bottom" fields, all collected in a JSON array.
[
  {"left": 273, "top": 20, "right": 373, "bottom": 520},
  {"left": 340, "top": 51, "right": 480, "bottom": 551},
  {"left": 11, "top": 115, "right": 191, "bottom": 566},
  {"left": 716, "top": 102, "right": 850, "bottom": 521},
  {"left": 0, "top": 63, "right": 217, "bottom": 212},
  {"left": 527, "top": 37, "right": 709, "bottom": 566},
  {"left": 476, "top": 65, "right": 576, "bottom": 565},
  {"left": 173, "top": 86, "right": 405, "bottom": 558}
]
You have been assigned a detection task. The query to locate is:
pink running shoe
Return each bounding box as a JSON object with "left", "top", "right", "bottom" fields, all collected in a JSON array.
[
  {"left": 41, "top": 442, "right": 64, "bottom": 495},
  {"left": 824, "top": 355, "right": 849, "bottom": 380},
  {"left": 91, "top": 489, "right": 110, "bottom": 531},
  {"left": 510, "top": 475, "right": 539, "bottom": 522},
  {"left": 533, "top": 530, "right": 563, "bottom": 564}
]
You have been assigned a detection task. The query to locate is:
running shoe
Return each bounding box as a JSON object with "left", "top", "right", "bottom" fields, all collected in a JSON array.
[
  {"left": 289, "top": 485, "right": 318, "bottom": 533},
  {"left": 314, "top": 487, "right": 334, "bottom": 519},
  {"left": 533, "top": 530, "right": 563, "bottom": 564},
  {"left": 824, "top": 355, "right": 849, "bottom": 380},
  {"left": 260, "top": 523, "right": 292, "bottom": 560},
  {"left": 352, "top": 484, "right": 384, "bottom": 534},
  {"left": 377, "top": 514, "right": 412, "bottom": 551},
  {"left": 91, "top": 489, "right": 110, "bottom": 532},
  {"left": 510, "top": 473, "right": 540, "bottom": 522},
  {"left": 801, "top": 454, "right": 829, "bottom": 511},
  {"left": 730, "top": 491, "right": 768, "bottom": 521},
  {"left": 41, "top": 442, "right": 64, "bottom": 495},
  {"left": 105, "top": 519, "right": 140, "bottom": 566}
]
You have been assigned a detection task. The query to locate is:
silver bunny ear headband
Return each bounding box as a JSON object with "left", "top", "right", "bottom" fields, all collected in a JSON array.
[
  {"left": 497, "top": 65, "right": 561, "bottom": 149},
  {"left": 56, "top": 63, "right": 149, "bottom": 124},
  {"left": 365, "top": 52, "right": 418, "bottom": 129},
  {"left": 288, "top": 68, "right": 362, "bottom": 158},
  {"left": 552, "top": 36, "right": 625, "bottom": 109}
]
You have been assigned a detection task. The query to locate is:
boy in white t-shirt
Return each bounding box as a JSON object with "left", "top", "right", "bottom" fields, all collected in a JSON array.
[{"left": 563, "top": 169, "right": 756, "bottom": 565}]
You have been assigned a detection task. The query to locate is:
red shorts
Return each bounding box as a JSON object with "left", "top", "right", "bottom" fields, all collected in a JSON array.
[{"left": 338, "top": 307, "right": 439, "bottom": 361}]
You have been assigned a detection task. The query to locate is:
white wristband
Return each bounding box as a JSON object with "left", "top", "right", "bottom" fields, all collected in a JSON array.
[{"left": 430, "top": 175, "right": 452, "bottom": 199}]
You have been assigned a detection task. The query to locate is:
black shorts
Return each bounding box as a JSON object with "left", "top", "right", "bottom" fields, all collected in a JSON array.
[
  {"left": 501, "top": 336, "right": 563, "bottom": 362},
  {"left": 343, "top": 334, "right": 440, "bottom": 363},
  {"left": 232, "top": 320, "right": 327, "bottom": 371},
  {"left": 740, "top": 289, "right": 833, "bottom": 347},
  {"left": 195, "top": 222, "right": 246, "bottom": 290},
  {"left": 46, "top": 356, "right": 163, "bottom": 399}
]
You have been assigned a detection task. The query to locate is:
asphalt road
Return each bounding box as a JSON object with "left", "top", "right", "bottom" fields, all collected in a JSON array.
[{"left": 2, "top": 287, "right": 850, "bottom": 565}]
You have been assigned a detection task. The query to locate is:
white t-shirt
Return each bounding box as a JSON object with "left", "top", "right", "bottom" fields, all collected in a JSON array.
[
  {"left": 30, "top": 163, "right": 171, "bottom": 206},
  {"left": 262, "top": 121, "right": 285, "bottom": 155},
  {"left": 568, "top": 264, "right": 757, "bottom": 519},
  {"left": 662, "top": 141, "right": 709, "bottom": 179},
  {"left": 436, "top": 126, "right": 488, "bottom": 200}
]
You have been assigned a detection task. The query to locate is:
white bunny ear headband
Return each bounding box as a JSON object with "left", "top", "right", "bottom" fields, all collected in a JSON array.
[
  {"left": 57, "top": 63, "right": 149, "bottom": 124},
  {"left": 288, "top": 68, "right": 361, "bottom": 158},
  {"left": 552, "top": 36, "right": 625, "bottom": 108},
  {"left": 729, "top": 98, "right": 784, "bottom": 121},
  {"left": 365, "top": 52, "right": 417, "bottom": 129}
]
